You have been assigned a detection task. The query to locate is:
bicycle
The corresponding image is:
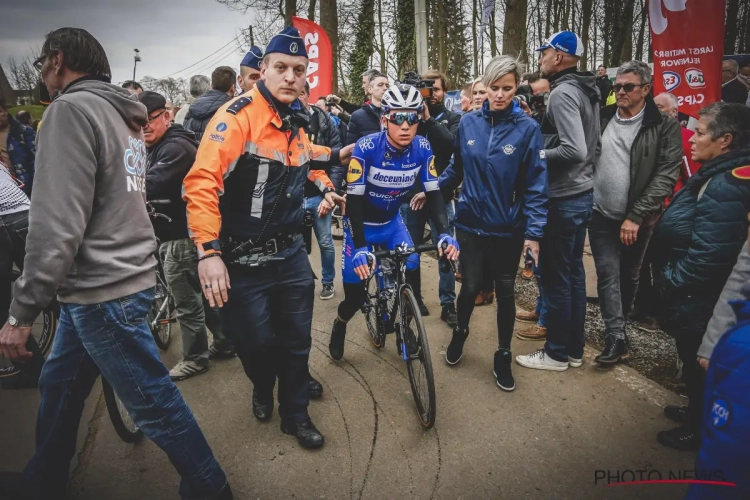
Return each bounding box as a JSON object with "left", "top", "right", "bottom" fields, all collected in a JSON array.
[
  {"left": 145, "top": 200, "right": 176, "bottom": 351},
  {"left": 362, "top": 242, "right": 451, "bottom": 429},
  {"left": 0, "top": 270, "right": 58, "bottom": 380},
  {"left": 331, "top": 204, "right": 344, "bottom": 240},
  {"left": 101, "top": 199, "right": 176, "bottom": 443}
]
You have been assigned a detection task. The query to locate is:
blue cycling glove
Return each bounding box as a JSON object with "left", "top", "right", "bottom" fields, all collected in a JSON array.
[
  {"left": 437, "top": 233, "right": 459, "bottom": 253},
  {"left": 352, "top": 247, "right": 375, "bottom": 270}
]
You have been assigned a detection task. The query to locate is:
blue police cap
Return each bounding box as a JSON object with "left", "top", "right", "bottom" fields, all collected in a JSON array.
[
  {"left": 240, "top": 46, "right": 263, "bottom": 70},
  {"left": 265, "top": 27, "right": 307, "bottom": 59}
]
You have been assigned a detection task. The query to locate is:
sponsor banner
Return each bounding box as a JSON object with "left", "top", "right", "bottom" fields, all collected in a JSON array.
[
  {"left": 367, "top": 166, "right": 420, "bottom": 188},
  {"left": 649, "top": 0, "right": 725, "bottom": 118},
  {"left": 291, "top": 16, "right": 333, "bottom": 102},
  {"left": 444, "top": 90, "right": 463, "bottom": 113}
]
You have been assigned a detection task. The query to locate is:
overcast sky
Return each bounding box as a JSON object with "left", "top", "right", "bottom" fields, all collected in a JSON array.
[{"left": 2, "top": 0, "right": 256, "bottom": 84}]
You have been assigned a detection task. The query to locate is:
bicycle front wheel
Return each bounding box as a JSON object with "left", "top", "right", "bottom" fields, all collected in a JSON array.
[
  {"left": 400, "top": 286, "right": 437, "bottom": 429},
  {"left": 149, "top": 274, "right": 172, "bottom": 351},
  {"left": 363, "top": 275, "right": 385, "bottom": 348},
  {"left": 102, "top": 378, "right": 143, "bottom": 443}
]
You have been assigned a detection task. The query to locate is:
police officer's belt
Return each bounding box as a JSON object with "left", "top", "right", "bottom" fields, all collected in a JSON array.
[{"left": 224, "top": 232, "right": 299, "bottom": 266}]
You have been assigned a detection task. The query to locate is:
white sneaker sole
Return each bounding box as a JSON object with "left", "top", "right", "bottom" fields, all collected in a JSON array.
[
  {"left": 515, "top": 356, "right": 568, "bottom": 371},
  {"left": 319, "top": 291, "right": 335, "bottom": 300},
  {"left": 492, "top": 371, "right": 516, "bottom": 392},
  {"left": 169, "top": 365, "right": 209, "bottom": 381},
  {"left": 568, "top": 358, "right": 583, "bottom": 368},
  {"left": 445, "top": 352, "right": 463, "bottom": 366}
]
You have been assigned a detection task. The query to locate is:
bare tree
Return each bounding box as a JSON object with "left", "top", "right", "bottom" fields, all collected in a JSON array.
[
  {"left": 502, "top": 0, "right": 528, "bottom": 59},
  {"left": 5, "top": 56, "right": 38, "bottom": 94}
]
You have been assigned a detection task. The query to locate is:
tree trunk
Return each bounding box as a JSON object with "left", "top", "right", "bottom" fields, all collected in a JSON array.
[
  {"left": 580, "top": 0, "right": 594, "bottom": 70},
  {"left": 308, "top": 0, "right": 316, "bottom": 21},
  {"left": 377, "top": 0, "right": 387, "bottom": 72},
  {"left": 347, "top": 0, "right": 376, "bottom": 102},
  {"left": 395, "top": 0, "right": 416, "bottom": 77},
  {"left": 284, "top": 0, "right": 296, "bottom": 26},
  {"left": 503, "top": 0, "right": 528, "bottom": 59},
  {"left": 635, "top": 0, "right": 646, "bottom": 61},
  {"left": 725, "top": 0, "right": 740, "bottom": 54},
  {"left": 320, "top": 0, "right": 339, "bottom": 92},
  {"left": 544, "top": 0, "right": 552, "bottom": 38},
  {"left": 615, "top": 0, "right": 636, "bottom": 65},
  {"left": 489, "top": 8, "right": 498, "bottom": 57},
  {"left": 472, "top": 0, "right": 479, "bottom": 77}
]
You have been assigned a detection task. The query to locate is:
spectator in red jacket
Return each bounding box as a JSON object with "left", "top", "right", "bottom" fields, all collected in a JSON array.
[{"left": 654, "top": 92, "right": 701, "bottom": 198}]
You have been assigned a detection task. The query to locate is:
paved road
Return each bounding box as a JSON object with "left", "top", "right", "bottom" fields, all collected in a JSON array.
[{"left": 1, "top": 244, "right": 696, "bottom": 500}]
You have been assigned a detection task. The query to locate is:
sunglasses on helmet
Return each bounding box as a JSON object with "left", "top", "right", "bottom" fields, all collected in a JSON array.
[{"left": 387, "top": 112, "right": 419, "bottom": 126}]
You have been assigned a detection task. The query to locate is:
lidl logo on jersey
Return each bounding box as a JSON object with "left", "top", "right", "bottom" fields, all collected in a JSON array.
[
  {"left": 368, "top": 166, "right": 419, "bottom": 188},
  {"left": 347, "top": 158, "right": 364, "bottom": 184},
  {"left": 427, "top": 156, "right": 437, "bottom": 178},
  {"left": 124, "top": 136, "right": 147, "bottom": 193}
]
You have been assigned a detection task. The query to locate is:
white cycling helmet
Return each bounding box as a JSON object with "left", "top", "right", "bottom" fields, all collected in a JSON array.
[{"left": 382, "top": 84, "right": 424, "bottom": 113}]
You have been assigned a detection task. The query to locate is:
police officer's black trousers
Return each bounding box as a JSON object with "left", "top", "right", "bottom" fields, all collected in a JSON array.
[{"left": 222, "top": 246, "right": 314, "bottom": 425}]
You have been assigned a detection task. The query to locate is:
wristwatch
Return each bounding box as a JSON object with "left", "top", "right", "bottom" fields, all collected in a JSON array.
[
  {"left": 8, "top": 315, "right": 33, "bottom": 327},
  {"left": 202, "top": 239, "right": 222, "bottom": 254}
]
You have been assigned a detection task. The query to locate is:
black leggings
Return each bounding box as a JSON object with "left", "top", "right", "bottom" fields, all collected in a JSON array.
[{"left": 455, "top": 228, "right": 524, "bottom": 350}]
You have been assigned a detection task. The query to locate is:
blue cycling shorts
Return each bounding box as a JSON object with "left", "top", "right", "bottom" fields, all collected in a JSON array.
[{"left": 341, "top": 214, "right": 419, "bottom": 284}]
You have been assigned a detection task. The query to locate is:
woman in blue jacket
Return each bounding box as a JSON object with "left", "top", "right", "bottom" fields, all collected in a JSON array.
[{"left": 439, "top": 55, "right": 548, "bottom": 391}]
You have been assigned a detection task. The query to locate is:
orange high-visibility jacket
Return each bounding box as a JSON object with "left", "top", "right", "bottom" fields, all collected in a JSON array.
[{"left": 183, "top": 84, "right": 336, "bottom": 253}]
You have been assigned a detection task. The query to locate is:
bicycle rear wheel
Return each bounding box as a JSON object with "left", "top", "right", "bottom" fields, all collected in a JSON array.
[
  {"left": 149, "top": 270, "right": 172, "bottom": 351},
  {"left": 363, "top": 275, "right": 385, "bottom": 348},
  {"left": 102, "top": 378, "right": 143, "bottom": 443},
  {"left": 400, "top": 285, "right": 437, "bottom": 429},
  {"left": 0, "top": 272, "right": 58, "bottom": 378}
]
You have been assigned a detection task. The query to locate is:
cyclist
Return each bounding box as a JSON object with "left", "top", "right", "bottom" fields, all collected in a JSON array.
[{"left": 328, "top": 84, "right": 460, "bottom": 360}]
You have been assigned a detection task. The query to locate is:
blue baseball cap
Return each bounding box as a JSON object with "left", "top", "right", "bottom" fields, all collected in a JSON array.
[
  {"left": 240, "top": 46, "right": 263, "bottom": 70},
  {"left": 265, "top": 27, "right": 307, "bottom": 59},
  {"left": 536, "top": 31, "right": 584, "bottom": 57}
]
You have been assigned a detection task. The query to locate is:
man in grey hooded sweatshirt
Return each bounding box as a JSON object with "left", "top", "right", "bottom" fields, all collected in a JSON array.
[
  {"left": 0, "top": 28, "right": 231, "bottom": 500},
  {"left": 516, "top": 31, "right": 601, "bottom": 372}
]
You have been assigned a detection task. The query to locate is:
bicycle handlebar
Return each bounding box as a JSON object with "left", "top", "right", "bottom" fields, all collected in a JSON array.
[
  {"left": 148, "top": 199, "right": 171, "bottom": 205},
  {"left": 371, "top": 243, "right": 437, "bottom": 258}
]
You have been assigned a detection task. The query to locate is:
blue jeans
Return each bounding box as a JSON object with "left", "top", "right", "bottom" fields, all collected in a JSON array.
[
  {"left": 532, "top": 260, "right": 547, "bottom": 328},
  {"left": 304, "top": 195, "right": 335, "bottom": 285},
  {"left": 399, "top": 201, "right": 457, "bottom": 306},
  {"left": 541, "top": 191, "right": 593, "bottom": 362},
  {"left": 24, "top": 288, "right": 227, "bottom": 499}
]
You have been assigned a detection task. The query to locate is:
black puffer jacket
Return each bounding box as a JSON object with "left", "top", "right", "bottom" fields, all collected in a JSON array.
[
  {"left": 183, "top": 89, "right": 232, "bottom": 141},
  {"left": 303, "top": 106, "right": 345, "bottom": 197},
  {"left": 652, "top": 146, "right": 750, "bottom": 332},
  {"left": 145, "top": 125, "right": 199, "bottom": 242},
  {"left": 346, "top": 103, "right": 382, "bottom": 145}
]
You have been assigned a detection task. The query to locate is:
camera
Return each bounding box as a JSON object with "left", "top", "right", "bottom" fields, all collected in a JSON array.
[
  {"left": 401, "top": 71, "right": 435, "bottom": 99},
  {"left": 513, "top": 84, "right": 549, "bottom": 109},
  {"left": 325, "top": 98, "right": 336, "bottom": 106}
]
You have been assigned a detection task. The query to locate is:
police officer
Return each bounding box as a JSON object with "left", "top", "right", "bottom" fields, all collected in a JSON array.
[
  {"left": 183, "top": 27, "right": 352, "bottom": 449},
  {"left": 238, "top": 45, "right": 263, "bottom": 93}
]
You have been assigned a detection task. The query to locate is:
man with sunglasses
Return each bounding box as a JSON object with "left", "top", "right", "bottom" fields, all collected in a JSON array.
[
  {"left": 328, "top": 84, "right": 459, "bottom": 361},
  {"left": 590, "top": 60, "right": 682, "bottom": 365},
  {"left": 138, "top": 91, "right": 237, "bottom": 382}
]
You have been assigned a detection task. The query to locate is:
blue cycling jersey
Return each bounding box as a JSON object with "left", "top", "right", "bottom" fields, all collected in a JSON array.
[{"left": 346, "top": 131, "right": 439, "bottom": 224}]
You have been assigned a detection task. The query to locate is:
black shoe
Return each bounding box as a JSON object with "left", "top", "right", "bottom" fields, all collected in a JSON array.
[
  {"left": 594, "top": 337, "right": 628, "bottom": 364},
  {"left": 440, "top": 304, "right": 458, "bottom": 327},
  {"left": 209, "top": 343, "right": 237, "bottom": 359},
  {"left": 0, "top": 471, "right": 30, "bottom": 500},
  {"left": 218, "top": 483, "right": 234, "bottom": 500},
  {"left": 493, "top": 349, "right": 515, "bottom": 391},
  {"left": 664, "top": 405, "right": 689, "bottom": 423},
  {"left": 656, "top": 426, "right": 700, "bottom": 451},
  {"left": 280, "top": 418, "right": 325, "bottom": 449},
  {"left": 309, "top": 375, "right": 323, "bottom": 399},
  {"left": 252, "top": 392, "right": 274, "bottom": 422},
  {"left": 418, "top": 300, "right": 430, "bottom": 317},
  {"left": 445, "top": 327, "right": 468, "bottom": 366},
  {"left": 329, "top": 318, "right": 347, "bottom": 360}
]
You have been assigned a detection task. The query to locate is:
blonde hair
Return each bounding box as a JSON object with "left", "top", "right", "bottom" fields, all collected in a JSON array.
[{"left": 482, "top": 55, "right": 525, "bottom": 88}]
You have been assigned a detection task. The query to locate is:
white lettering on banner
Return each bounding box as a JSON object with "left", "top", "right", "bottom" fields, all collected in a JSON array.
[
  {"left": 660, "top": 57, "right": 701, "bottom": 67},
  {"left": 677, "top": 94, "right": 705, "bottom": 106},
  {"left": 305, "top": 32, "right": 319, "bottom": 89}
]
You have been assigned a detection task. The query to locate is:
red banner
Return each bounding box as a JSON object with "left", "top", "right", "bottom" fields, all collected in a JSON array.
[
  {"left": 650, "top": 0, "right": 725, "bottom": 119},
  {"left": 291, "top": 17, "right": 333, "bottom": 102}
]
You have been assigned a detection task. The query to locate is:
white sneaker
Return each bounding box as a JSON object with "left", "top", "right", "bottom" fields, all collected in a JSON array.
[
  {"left": 568, "top": 357, "right": 583, "bottom": 368},
  {"left": 515, "top": 349, "right": 569, "bottom": 371},
  {"left": 169, "top": 359, "right": 208, "bottom": 381}
]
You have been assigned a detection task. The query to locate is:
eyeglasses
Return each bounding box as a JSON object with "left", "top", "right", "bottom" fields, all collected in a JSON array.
[
  {"left": 33, "top": 54, "right": 47, "bottom": 71},
  {"left": 387, "top": 112, "right": 419, "bottom": 126},
  {"left": 613, "top": 83, "right": 647, "bottom": 93},
  {"left": 145, "top": 110, "right": 166, "bottom": 125}
]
